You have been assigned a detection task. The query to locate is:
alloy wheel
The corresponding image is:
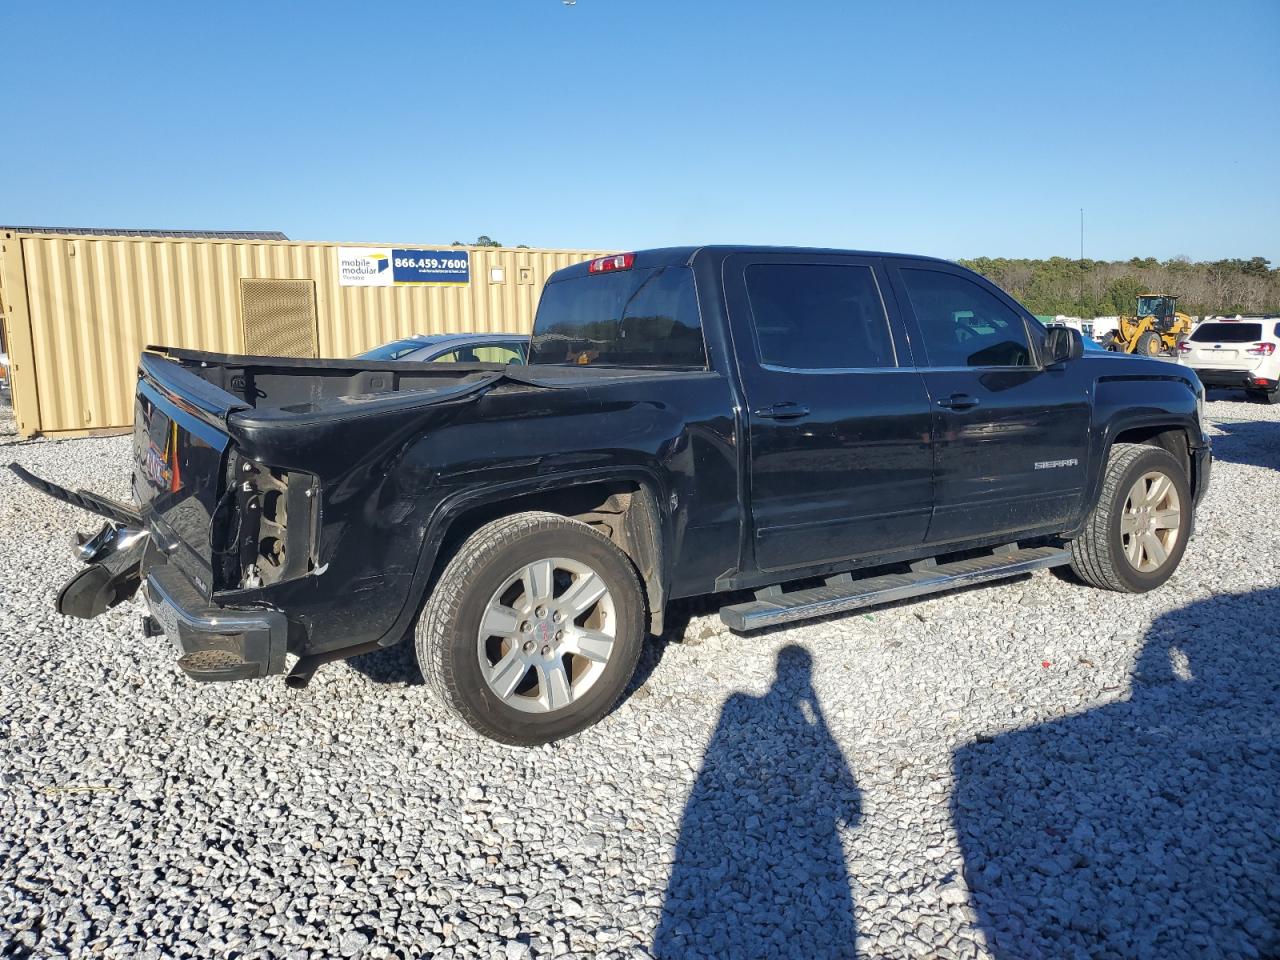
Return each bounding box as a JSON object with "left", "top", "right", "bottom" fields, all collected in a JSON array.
[
  {"left": 1120, "top": 470, "right": 1181, "bottom": 573},
  {"left": 476, "top": 557, "right": 616, "bottom": 713}
]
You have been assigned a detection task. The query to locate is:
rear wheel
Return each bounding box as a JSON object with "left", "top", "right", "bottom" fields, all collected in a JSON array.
[
  {"left": 1135, "top": 331, "right": 1162, "bottom": 356},
  {"left": 1247, "top": 388, "right": 1279, "bottom": 405},
  {"left": 1069, "top": 444, "right": 1191, "bottom": 593},
  {"left": 416, "top": 511, "right": 645, "bottom": 745}
]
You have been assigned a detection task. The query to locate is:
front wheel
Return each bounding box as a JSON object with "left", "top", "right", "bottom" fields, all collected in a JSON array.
[
  {"left": 1135, "top": 331, "right": 1162, "bottom": 356},
  {"left": 1068, "top": 443, "right": 1192, "bottom": 593},
  {"left": 416, "top": 511, "right": 645, "bottom": 745}
]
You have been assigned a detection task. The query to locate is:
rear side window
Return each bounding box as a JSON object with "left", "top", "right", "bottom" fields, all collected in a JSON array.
[
  {"left": 472, "top": 343, "right": 526, "bottom": 364},
  {"left": 1190, "top": 322, "right": 1264, "bottom": 343},
  {"left": 529, "top": 266, "right": 705, "bottom": 367},
  {"left": 430, "top": 343, "right": 525, "bottom": 364},
  {"left": 899, "top": 268, "right": 1034, "bottom": 368},
  {"left": 744, "top": 263, "right": 896, "bottom": 369}
]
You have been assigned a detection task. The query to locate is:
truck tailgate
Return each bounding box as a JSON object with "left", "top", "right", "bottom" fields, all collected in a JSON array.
[{"left": 134, "top": 352, "right": 248, "bottom": 597}]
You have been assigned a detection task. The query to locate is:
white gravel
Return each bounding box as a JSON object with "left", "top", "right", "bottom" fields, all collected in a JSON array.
[{"left": 1, "top": 389, "right": 1277, "bottom": 959}]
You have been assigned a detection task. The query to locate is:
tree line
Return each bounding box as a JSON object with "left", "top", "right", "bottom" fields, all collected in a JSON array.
[{"left": 958, "top": 255, "right": 1279, "bottom": 318}]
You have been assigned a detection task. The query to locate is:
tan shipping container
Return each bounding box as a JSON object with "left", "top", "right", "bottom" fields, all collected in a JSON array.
[{"left": 0, "top": 231, "right": 610, "bottom": 438}]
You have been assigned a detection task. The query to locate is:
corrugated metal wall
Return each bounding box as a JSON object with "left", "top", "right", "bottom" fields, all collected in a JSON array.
[{"left": 0, "top": 232, "right": 609, "bottom": 436}]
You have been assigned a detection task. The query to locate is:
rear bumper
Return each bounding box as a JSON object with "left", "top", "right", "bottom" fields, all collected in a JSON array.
[
  {"left": 1192, "top": 367, "right": 1273, "bottom": 390},
  {"left": 145, "top": 565, "right": 288, "bottom": 681},
  {"left": 11, "top": 463, "right": 290, "bottom": 683}
]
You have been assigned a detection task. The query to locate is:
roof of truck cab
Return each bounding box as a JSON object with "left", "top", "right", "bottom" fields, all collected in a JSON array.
[{"left": 547, "top": 246, "right": 959, "bottom": 281}]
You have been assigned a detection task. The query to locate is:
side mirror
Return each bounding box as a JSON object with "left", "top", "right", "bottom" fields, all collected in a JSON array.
[{"left": 1045, "top": 327, "right": 1084, "bottom": 365}]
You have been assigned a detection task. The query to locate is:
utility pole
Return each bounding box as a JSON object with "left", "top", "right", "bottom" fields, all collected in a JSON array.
[{"left": 1079, "top": 207, "right": 1085, "bottom": 311}]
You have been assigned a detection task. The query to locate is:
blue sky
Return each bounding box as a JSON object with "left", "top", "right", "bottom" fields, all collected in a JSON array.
[{"left": 3, "top": 1, "right": 1277, "bottom": 262}]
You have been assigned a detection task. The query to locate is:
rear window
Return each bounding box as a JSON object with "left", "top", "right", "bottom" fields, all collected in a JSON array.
[
  {"left": 1191, "top": 322, "right": 1264, "bottom": 343},
  {"left": 359, "top": 339, "right": 426, "bottom": 360},
  {"left": 529, "top": 266, "right": 706, "bottom": 367}
]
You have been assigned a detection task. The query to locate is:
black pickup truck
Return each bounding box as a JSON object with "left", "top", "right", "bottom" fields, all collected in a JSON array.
[{"left": 13, "top": 247, "right": 1211, "bottom": 744}]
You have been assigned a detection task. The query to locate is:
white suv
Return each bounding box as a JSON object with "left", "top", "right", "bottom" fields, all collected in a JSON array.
[{"left": 1178, "top": 318, "right": 1280, "bottom": 404}]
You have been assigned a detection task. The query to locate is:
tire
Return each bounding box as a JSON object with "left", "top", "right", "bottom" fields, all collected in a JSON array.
[
  {"left": 1068, "top": 443, "right": 1192, "bottom": 593},
  {"left": 1248, "top": 388, "right": 1279, "bottom": 405},
  {"left": 1135, "top": 331, "right": 1162, "bottom": 356},
  {"left": 416, "top": 511, "right": 645, "bottom": 746}
]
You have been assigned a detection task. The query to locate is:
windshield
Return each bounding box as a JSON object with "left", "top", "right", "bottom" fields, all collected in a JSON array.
[
  {"left": 1190, "top": 322, "right": 1264, "bottom": 343},
  {"left": 358, "top": 339, "right": 426, "bottom": 360},
  {"left": 1137, "top": 296, "right": 1175, "bottom": 319},
  {"left": 529, "top": 266, "right": 706, "bottom": 367}
]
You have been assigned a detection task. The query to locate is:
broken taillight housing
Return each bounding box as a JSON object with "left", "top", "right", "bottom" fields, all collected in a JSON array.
[{"left": 216, "top": 456, "right": 320, "bottom": 590}]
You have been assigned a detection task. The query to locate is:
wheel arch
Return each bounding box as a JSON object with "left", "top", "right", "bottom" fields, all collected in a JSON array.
[
  {"left": 417, "top": 470, "right": 669, "bottom": 638},
  {"left": 1112, "top": 423, "right": 1191, "bottom": 479},
  {"left": 1075, "top": 415, "right": 1202, "bottom": 538},
  {"left": 1086, "top": 373, "right": 1204, "bottom": 512}
]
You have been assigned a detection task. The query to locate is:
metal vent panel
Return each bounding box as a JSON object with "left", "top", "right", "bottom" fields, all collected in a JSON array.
[{"left": 240, "top": 279, "right": 318, "bottom": 357}]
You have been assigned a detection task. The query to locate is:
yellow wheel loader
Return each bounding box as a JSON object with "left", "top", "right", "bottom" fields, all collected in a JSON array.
[{"left": 1106, "top": 293, "right": 1193, "bottom": 356}]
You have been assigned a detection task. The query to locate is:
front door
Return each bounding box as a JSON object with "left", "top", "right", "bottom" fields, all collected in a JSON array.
[
  {"left": 885, "top": 261, "right": 1091, "bottom": 545},
  {"left": 724, "top": 253, "right": 935, "bottom": 574}
]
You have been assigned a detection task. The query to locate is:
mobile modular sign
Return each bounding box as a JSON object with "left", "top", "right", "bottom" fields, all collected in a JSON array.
[{"left": 337, "top": 247, "right": 470, "bottom": 286}]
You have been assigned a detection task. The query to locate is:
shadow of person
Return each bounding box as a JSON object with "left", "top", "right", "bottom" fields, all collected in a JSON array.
[
  {"left": 653, "top": 644, "right": 861, "bottom": 959},
  {"left": 952, "top": 588, "right": 1280, "bottom": 960}
]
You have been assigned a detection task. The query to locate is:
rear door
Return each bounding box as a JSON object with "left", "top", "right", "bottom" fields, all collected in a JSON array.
[
  {"left": 724, "top": 253, "right": 934, "bottom": 573},
  {"left": 885, "top": 261, "right": 1091, "bottom": 545}
]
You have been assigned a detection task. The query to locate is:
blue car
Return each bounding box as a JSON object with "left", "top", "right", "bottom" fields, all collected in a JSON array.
[{"left": 358, "top": 332, "right": 528, "bottom": 364}]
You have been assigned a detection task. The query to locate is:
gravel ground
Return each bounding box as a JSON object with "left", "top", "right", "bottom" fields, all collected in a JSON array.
[{"left": 1, "top": 389, "right": 1277, "bottom": 960}]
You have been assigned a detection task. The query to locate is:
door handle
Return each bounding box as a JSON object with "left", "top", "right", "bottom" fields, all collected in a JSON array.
[
  {"left": 753, "top": 401, "right": 811, "bottom": 420},
  {"left": 937, "top": 394, "right": 981, "bottom": 411}
]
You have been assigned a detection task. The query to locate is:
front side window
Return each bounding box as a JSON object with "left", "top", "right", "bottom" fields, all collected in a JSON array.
[
  {"left": 744, "top": 263, "right": 896, "bottom": 370},
  {"left": 899, "top": 268, "right": 1035, "bottom": 368},
  {"left": 1137, "top": 296, "right": 1176, "bottom": 319},
  {"left": 529, "top": 266, "right": 705, "bottom": 367}
]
